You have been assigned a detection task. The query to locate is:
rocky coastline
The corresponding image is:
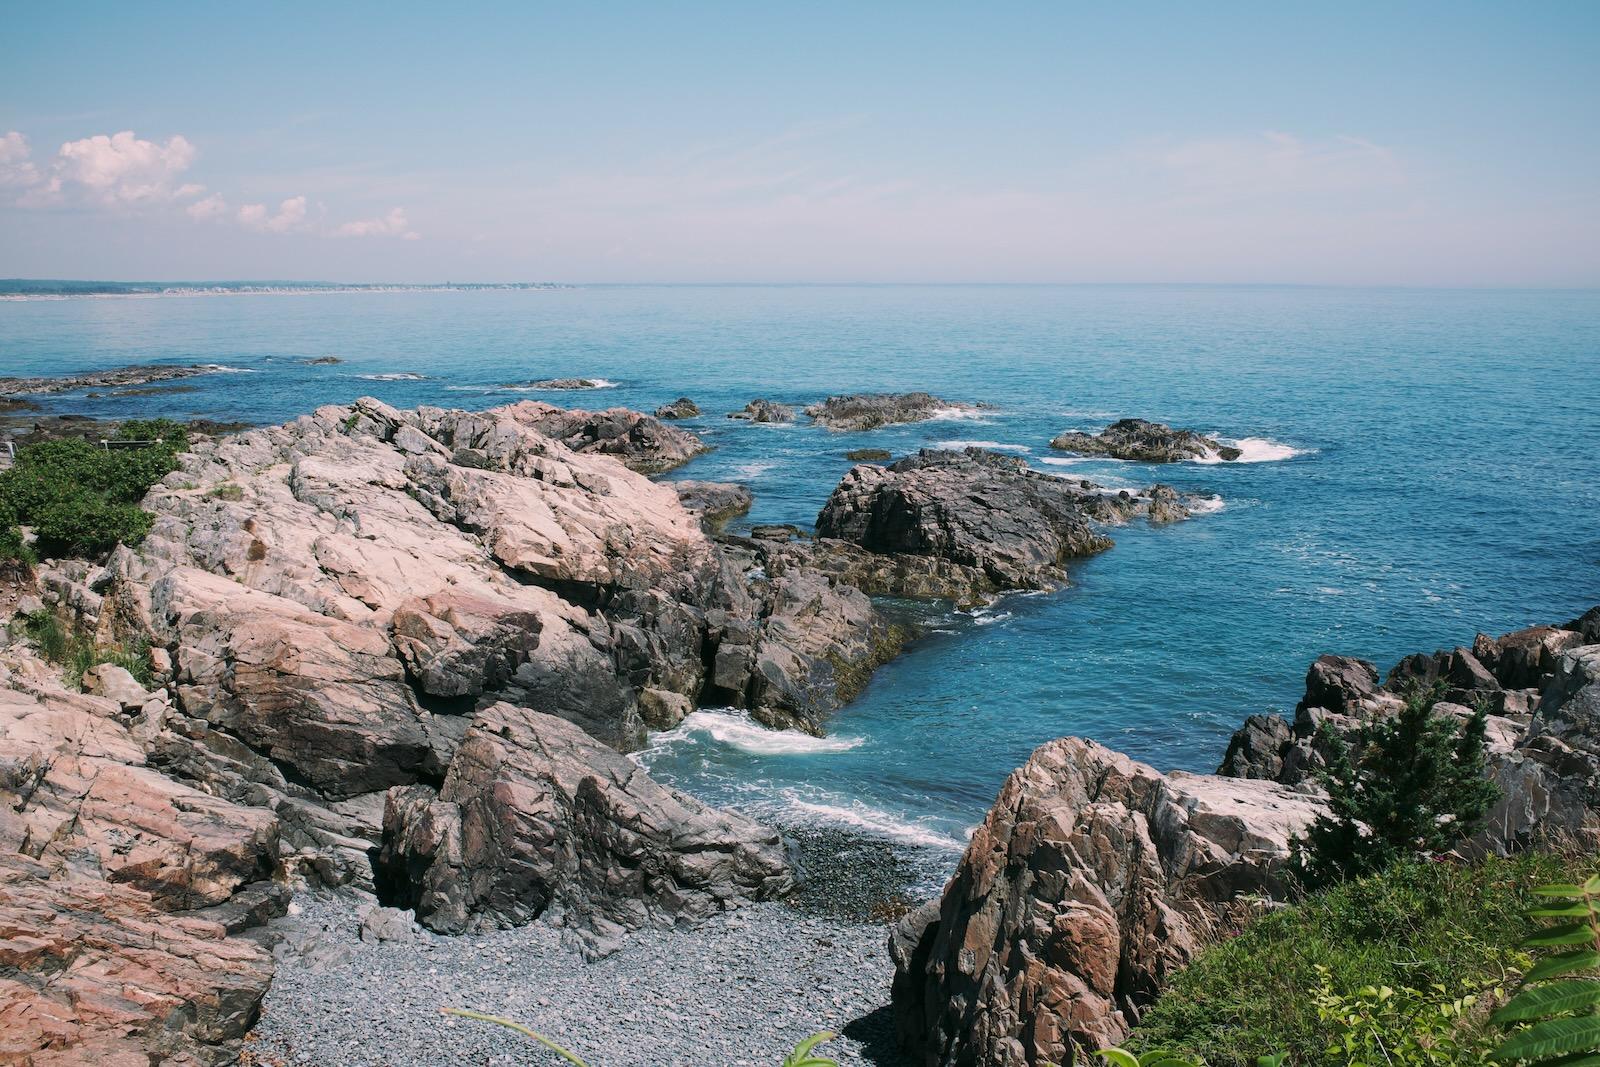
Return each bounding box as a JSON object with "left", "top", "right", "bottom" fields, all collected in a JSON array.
[
  {"left": 0, "top": 391, "right": 1214, "bottom": 1065},
  {"left": 2, "top": 384, "right": 1592, "bottom": 1067}
]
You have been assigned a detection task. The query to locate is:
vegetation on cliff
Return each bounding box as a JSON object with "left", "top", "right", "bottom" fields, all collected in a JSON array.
[
  {"left": 1129, "top": 854, "right": 1586, "bottom": 1066},
  {"left": 0, "top": 418, "right": 187, "bottom": 560}
]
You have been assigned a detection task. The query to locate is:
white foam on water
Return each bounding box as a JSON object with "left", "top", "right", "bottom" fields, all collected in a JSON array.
[
  {"left": 1039, "top": 456, "right": 1094, "bottom": 466},
  {"left": 443, "top": 385, "right": 494, "bottom": 392},
  {"left": 934, "top": 439, "right": 1031, "bottom": 453},
  {"left": 1189, "top": 494, "right": 1227, "bottom": 514},
  {"left": 1194, "top": 437, "right": 1313, "bottom": 464},
  {"left": 648, "top": 710, "right": 864, "bottom": 756},
  {"left": 1060, "top": 409, "right": 1120, "bottom": 418},
  {"left": 733, "top": 460, "right": 777, "bottom": 479},
  {"left": 357, "top": 372, "right": 430, "bottom": 381},
  {"left": 198, "top": 364, "right": 256, "bottom": 373},
  {"left": 778, "top": 793, "right": 969, "bottom": 851},
  {"left": 924, "top": 406, "right": 994, "bottom": 422}
]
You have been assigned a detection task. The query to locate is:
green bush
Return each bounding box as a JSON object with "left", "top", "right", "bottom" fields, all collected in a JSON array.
[
  {"left": 1129, "top": 855, "right": 1582, "bottom": 1066},
  {"left": 1295, "top": 683, "right": 1499, "bottom": 888},
  {"left": 0, "top": 421, "right": 187, "bottom": 561},
  {"left": 1490, "top": 875, "right": 1600, "bottom": 1065}
]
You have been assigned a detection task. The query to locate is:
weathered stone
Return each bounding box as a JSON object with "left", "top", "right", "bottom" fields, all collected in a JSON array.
[
  {"left": 891, "top": 738, "right": 1321, "bottom": 1065},
  {"left": 1049, "top": 418, "right": 1240, "bottom": 463},
  {"left": 654, "top": 397, "right": 700, "bottom": 419},
  {"left": 803, "top": 392, "right": 975, "bottom": 431},
  {"left": 375, "top": 703, "right": 793, "bottom": 956},
  {"left": 727, "top": 399, "right": 794, "bottom": 423},
  {"left": 0, "top": 853, "right": 274, "bottom": 1067},
  {"left": 495, "top": 399, "right": 708, "bottom": 474},
  {"left": 673, "top": 480, "right": 753, "bottom": 532},
  {"left": 816, "top": 448, "right": 1195, "bottom": 593}
]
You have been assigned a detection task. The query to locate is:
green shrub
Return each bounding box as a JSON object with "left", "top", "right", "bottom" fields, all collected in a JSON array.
[
  {"left": 1490, "top": 875, "right": 1600, "bottom": 1065},
  {"left": 1295, "top": 683, "right": 1499, "bottom": 888},
  {"left": 0, "top": 422, "right": 187, "bottom": 560},
  {"left": 1129, "top": 855, "right": 1580, "bottom": 1066}
]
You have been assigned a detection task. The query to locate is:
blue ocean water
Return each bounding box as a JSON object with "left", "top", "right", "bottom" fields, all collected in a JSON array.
[{"left": 3, "top": 285, "right": 1597, "bottom": 859}]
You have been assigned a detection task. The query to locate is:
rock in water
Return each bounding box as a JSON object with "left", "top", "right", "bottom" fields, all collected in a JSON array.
[
  {"left": 654, "top": 396, "right": 701, "bottom": 419},
  {"left": 803, "top": 392, "right": 974, "bottom": 431},
  {"left": 727, "top": 398, "right": 794, "bottom": 423},
  {"left": 673, "top": 480, "right": 754, "bottom": 532},
  {"left": 1050, "top": 418, "right": 1240, "bottom": 462},
  {"left": 890, "top": 737, "right": 1321, "bottom": 1065},
  {"left": 375, "top": 703, "right": 793, "bottom": 956},
  {"left": 815, "top": 448, "right": 1191, "bottom": 594},
  {"left": 496, "top": 399, "right": 708, "bottom": 473}
]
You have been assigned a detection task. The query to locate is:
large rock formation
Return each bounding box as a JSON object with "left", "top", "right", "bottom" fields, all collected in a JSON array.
[
  {"left": 0, "top": 651, "right": 282, "bottom": 1065},
  {"left": 374, "top": 703, "right": 793, "bottom": 956},
  {"left": 815, "top": 448, "right": 1194, "bottom": 595},
  {"left": 493, "top": 399, "right": 708, "bottom": 474},
  {"left": 1215, "top": 612, "right": 1600, "bottom": 859},
  {"left": 1050, "top": 419, "right": 1239, "bottom": 463},
  {"left": 804, "top": 392, "right": 977, "bottom": 431},
  {"left": 890, "top": 738, "right": 1321, "bottom": 1066},
  {"left": 654, "top": 396, "right": 701, "bottom": 419}
]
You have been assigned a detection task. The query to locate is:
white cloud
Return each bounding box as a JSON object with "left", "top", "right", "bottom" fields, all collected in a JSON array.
[
  {"left": 238, "top": 195, "right": 308, "bottom": 233},
  {"left": 333, "top": 206, "right": 419, "bottom": 239},
  {"left": 0, "top": 132, "right": 41, "bottom": 189},
  {"left": 52, "top": 131, "right": 200, "bottom": 205},
  {"left": 186, "top": 192, "right": 228, "bottom": 220}
]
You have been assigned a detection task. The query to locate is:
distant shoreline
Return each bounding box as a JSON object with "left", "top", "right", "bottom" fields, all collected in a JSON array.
[{"left": 0, "top": 281, "right": 568, "bottom": 300}]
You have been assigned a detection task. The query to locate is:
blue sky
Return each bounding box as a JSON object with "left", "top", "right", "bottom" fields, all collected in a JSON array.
[{"left": 2, "top": 2, "right": 1596, "bottom": 284}]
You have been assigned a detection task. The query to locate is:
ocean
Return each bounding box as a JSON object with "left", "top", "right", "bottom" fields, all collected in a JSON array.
[{"left": 4, "top": 283, "right": 1596, "bottom": 868}]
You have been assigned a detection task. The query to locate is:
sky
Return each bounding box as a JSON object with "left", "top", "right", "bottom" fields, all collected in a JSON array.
[{"left": 1, "top": 2, "right": 1596, "bottom": 286}]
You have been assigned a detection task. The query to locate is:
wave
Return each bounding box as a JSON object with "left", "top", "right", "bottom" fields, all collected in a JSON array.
[
  {"left": 647, "top": 709, "right": 864, "bottom": 756},
  {"left": 924, "top": 405, "right": 994, "bottom": 422},
  {"left": 777, "top": 793, "right": 969, "bottom": 851},
  {"left": 1196, "top": 437, "right": 1312, "bottom": 464},
  {"left": 198, "top": 363, "right": 256, "bottom": 373},
  {"left": 356, "top": 372, "right": 430, "bottom": 381},
  {"left": 733, "top": 460, "right": 777, "bottom": 479},
  {"left": 934, "top": 439, "right": 1031, "bottom": 453},
  {"left": 1189, "top": 494, "right": 1227, "bottom": 514}
]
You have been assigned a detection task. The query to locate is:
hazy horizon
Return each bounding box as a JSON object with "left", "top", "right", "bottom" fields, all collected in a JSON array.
[{"left": 4, "top": 2, "right": 1597, "bottom": 287}]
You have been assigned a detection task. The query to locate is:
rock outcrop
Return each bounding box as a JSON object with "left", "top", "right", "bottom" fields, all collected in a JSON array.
[
  {"left": 728, "top": 398, "right": 794, "bottom": 423},
  {"left": 495, "top": 399, "right": 708, "bottom": 474},
  {"left": 815, "top": 449, "right": 1194, "bottom": 596},
  {"left": 1050, "top": 419, "right": 1239, "bottom": 463},
  {"left": 0, "top": 363, "right": 224, "bottom": 398},
  {"left": 673, "top": 480, "right": 753, "bottom": 532},
  {"left": 890, "top": 738, "right": 1321, "bottom": 1066},
  {"left": 654, "top": 397, "right": 701, "bottom": 419},
  {"left": 374, "top": 703, "right": 793, "bottom": 956},
  {"left": 804, "top": 392, "right": 976, "bottom": 431}
]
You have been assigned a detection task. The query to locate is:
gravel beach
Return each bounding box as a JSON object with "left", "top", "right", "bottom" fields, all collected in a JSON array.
[{"left": 247, "top": 828, "right": 944, "bottom": 1067}]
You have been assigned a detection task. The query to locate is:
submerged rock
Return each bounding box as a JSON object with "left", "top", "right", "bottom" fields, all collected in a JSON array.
[
  {"left": 1050, "top": 418, "right": 1240, "bottom": 462},
  {"left": 804, "top": 392, "right": 975, "bottom": 431},
  {"left": 375, "top": 703, "right": 793, "bottom": 956},
  {"left": 845, "top": 447, "right": 892, "bottom": 461},
  {"left": 654, "top": 396, "right": 701, "bottom": 419},
  {"left": 890, "top": 737, "right": 1322, "bottom": 1064},
  {"left": 728, "top": 398, "right": 794, "bottom": 423}
]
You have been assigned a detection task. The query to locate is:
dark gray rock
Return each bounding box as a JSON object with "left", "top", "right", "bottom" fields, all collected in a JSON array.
[
  {"left": 673, "top": 480, "right": 754, "bottom": 532},
  {"left": 803, "top": 392, "right": 973, "bottom": 431},
  {"left": 375, "top": 703, "right": 794, "bottom": 956},
  {"left": 654, "top": 396, "right": 701, "bottom": 419},
  {"left": 728, "top": 398, "right": 794, "bottom": 423},
  {"left": 1049, "top": 417, "right": 1240, "bottom": 462}
]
